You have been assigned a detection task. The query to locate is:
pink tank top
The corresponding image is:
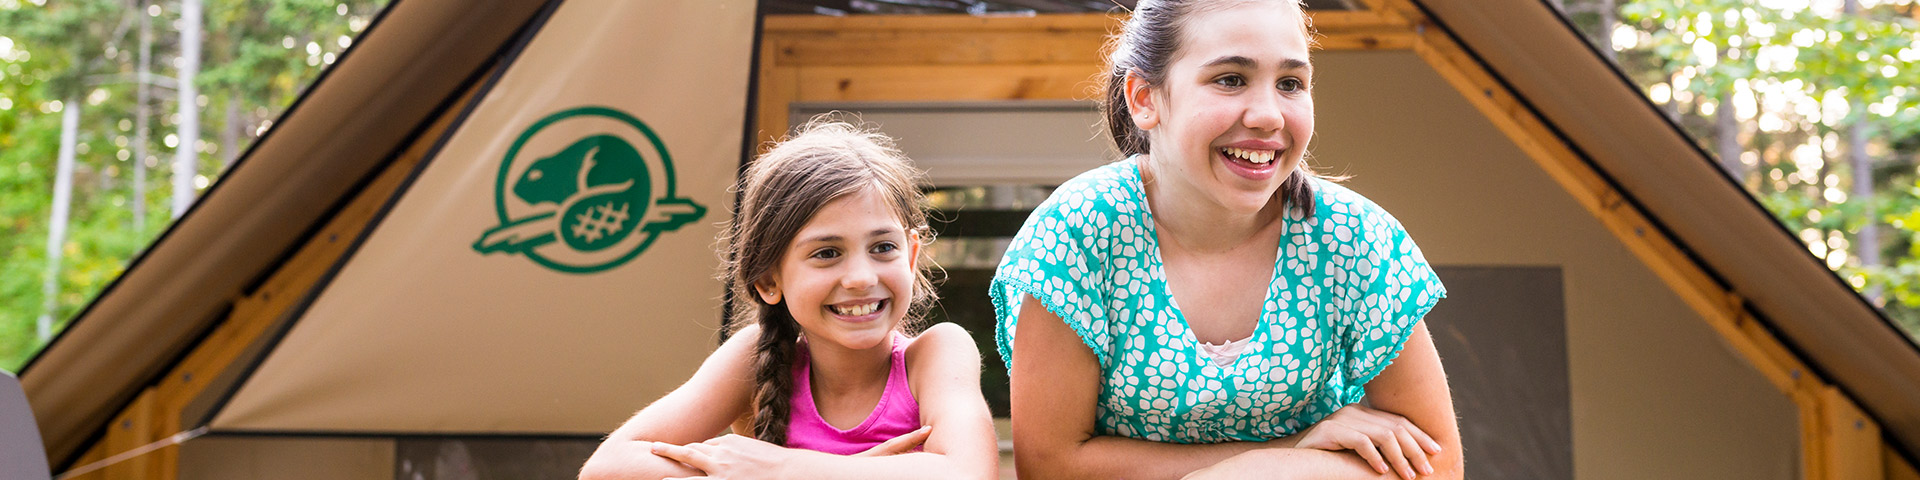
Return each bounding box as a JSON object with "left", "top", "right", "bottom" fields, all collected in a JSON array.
[{"left": 785, "top": 333, "right": 922, "bottom": 455}]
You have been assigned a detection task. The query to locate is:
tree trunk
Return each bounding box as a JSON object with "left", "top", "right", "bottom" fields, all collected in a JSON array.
[
  {"left": 134, "top": 0, "right": 151, "bottom": 230},
  {"left": 39, "top": 96, "right": 81, "bottom": 341},
  {"left": 171, "top": 0, "right": 201, "bottom": 218},
  {"left": 1717, "top": 91, "right": 1744, "bottom": 182},
  {"left": 1662, "top": 72, "right": 1680, "bottom": 120},
  {"left": 1851, "top": 114, "right": 1879, "bottom": 297},
  {"left": 221, "top": 94, "right": 240, "bottom": 170},
  {"left": 1843, "top": 0, "right": 1880, "bottom": 301},
  {"left": 1598, "top": 0, "right": 1617, "bottom": 62}
]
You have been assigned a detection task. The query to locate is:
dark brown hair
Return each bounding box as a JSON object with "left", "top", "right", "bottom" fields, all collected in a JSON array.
[
  {"left": 718, "top": 118, "right": 937, "bottom": 445},
  {"left": 1102, "top": 0, "right": 1322, "bottom": 216}
]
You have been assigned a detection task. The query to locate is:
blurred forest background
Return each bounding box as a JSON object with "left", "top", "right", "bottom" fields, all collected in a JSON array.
[
  {"left": 0, "top": 0, "right": 385, "bottom": 370},
  {"left": 0, "top": 0, "right": 1915, "bottom": 372}
]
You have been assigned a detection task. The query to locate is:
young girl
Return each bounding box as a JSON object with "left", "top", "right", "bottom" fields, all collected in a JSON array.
[
  {"left": 579, "top": 121, "right": 999, "bottom": 480},
  {"left": 995, "top": 1, "right": 1462, "bottom": 479}
]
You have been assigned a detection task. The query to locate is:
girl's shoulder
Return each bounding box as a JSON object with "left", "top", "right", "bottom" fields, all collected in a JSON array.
[
  {"left": 1306, "top": 177, "right": 1388, "bottom": 219},
  {"left": 1032, "top": 159, "right": 1145, "bottom": 218},
  {"left": 708, "top": 323, "right": 769, "bottom": 372},
  {"left": 902, "top": 323, "right": 985, "bottom": 400},
  {"left": 1303, "top": 177, "right": 1415, "bottom": 247},
  {"left": 1011, "top": 160, "right": 1147, "bottom": 256},
  {"left": 903, "top": 322, "right": 982, "bottom": 368}
]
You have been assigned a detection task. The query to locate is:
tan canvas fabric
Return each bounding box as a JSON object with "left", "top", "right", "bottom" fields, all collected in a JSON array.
[{"left": 211, "top": 0, "right": 754, "bottom": 434}]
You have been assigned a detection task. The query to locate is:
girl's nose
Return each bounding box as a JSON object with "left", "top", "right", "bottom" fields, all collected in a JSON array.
[
  {"left": 841, "top": 259, "right": 878, "bottom": 291},
  {"left": 1243, "top": 89, "right": 1286, "bottom": 132}
]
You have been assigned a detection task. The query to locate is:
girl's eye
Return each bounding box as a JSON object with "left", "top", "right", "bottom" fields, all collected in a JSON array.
[
  {"left": 811, "top": 248, "right": 841, "bottom": 260},
  {"left": 871, "top": 242, "right": 899, "bottom": 255},
  {"left": 1213, "top": 74, "right": 1247, "bottom": 88},
  {"left": 1279, "top": 77, "right": 1305, "bottom": 93}
]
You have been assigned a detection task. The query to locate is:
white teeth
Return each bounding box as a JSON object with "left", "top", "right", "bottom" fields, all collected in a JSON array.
[
  {"left": 833, "top": 301, "right": 879, "bottom": 316},
  {"left": 1222, "top": 147, "right": 1276, "bottom": 164}
]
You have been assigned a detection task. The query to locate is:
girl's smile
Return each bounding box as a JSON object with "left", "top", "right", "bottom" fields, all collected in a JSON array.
[
  {"left": 827, "top": 298, "right": 887, "bottom": 322},
  {"left": 1216, "top": 140, "right": 1288, "bottom": 181}
]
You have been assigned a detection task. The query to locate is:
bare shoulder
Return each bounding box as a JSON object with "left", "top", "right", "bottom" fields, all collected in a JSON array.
[
  {"left": 722, "top": 323, "right": 763, "bottom": 352},
  {"left": 688, "top": 323, "right": 760, "bottom": 376},
  {"left": 905, "top": 322, "right": 982, "bottom": 370},
  {"left": 903, "top": 323, "right": 991, "bottom": 434}
]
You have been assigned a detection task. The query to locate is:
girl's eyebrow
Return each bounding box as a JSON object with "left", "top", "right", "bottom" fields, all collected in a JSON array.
[
  {"left": 1201, "top": 55, "right": 1310, "bottom": 71},
  {"left": 799, "top": 229, "right": 898, "bottom": 245}
]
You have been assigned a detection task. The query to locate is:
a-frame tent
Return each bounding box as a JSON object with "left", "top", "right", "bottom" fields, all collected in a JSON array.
[{"left": 18, "top": 0, "right": 1920, "bottom": 478}]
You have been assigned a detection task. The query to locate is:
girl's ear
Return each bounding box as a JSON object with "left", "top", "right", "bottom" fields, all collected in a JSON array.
[
  {"left": 1124, "top": 70, "right": 1160, "bottom": 130},
  {"left": 754, "top": 275, "right": 783, "bottom": 304},
  {"left": 907, "top": 229, "right": 922, "bottom": 271}
]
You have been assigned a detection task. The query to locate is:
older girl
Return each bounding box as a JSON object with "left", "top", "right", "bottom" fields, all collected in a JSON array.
[
  {"left": 993, "top": 1, "right": 1462, "bottom": 478},
  {"left": 581, "top": 121, "right": 999, "bottom": 480}
]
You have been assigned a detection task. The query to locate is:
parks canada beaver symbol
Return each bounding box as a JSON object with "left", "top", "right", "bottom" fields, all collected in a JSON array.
[{"left": 473, "top": 107, "right": 705, "bottom": 273}]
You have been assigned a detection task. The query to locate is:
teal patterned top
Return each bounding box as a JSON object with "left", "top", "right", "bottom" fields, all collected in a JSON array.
[{"left": 991, "top": 159, "right": 1446, "bottom": 443}]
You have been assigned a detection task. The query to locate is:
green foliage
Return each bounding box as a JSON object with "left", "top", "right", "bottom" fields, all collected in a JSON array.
[
  {"left": 1615, "top": 0, "right": 1920, "bottom": 342},
  {"left": 0, "top": 0, "right": 386, "bottom": 372}
]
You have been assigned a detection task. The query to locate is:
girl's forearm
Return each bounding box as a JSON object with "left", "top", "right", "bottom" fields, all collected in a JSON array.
[
  {"left": 1020, "top": 434, "right": 1280, "bottom": 480},
  {"left": 1195, "top": 446, "right": 1462, "bottom": 480},
  {"left": 577, "top": 440, "right": 704, "bottom": 480},
  {"left": 1188, "top": 447, "right": 1396, "bottom": 480},
  {"left": 779, "top": 449, "right": 995, "bottom": 480}
]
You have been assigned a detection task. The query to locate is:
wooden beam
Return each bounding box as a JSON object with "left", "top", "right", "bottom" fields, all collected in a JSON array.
[
  {"left": 767, "top": 29, "right": 1107, "bottom": 67},
  {"left": 1308, "top": 9, "right": 1411, "bottom": 30},
  {"left": 59, "top": 71, "right": 484, "bottom": 480},
  {"left": 756, "top": 26, "right": 800, "bottom": 152},
  {"left": 1891, "top": 445, "right": 1920, "bottom": 480},
  {"left": 101, "top": 391, "right": 156, "bottom": 480},
  {"left": 1820, "top": 386, "right": 1884, "bottom": 480},
  {"left": 792, "top": 64, "right": 1099, "bottom": 103},
  {"left": 764, "top": 12, "right": 1114, "bottom": 33},
  {"left": 1316, "top": 31, "right": 1416, "bottom": 51},
  {"left": 752, "top": 13, "right": 1413, "bottom": 153}
]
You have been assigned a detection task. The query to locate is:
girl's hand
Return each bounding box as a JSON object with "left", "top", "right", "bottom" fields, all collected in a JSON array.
[
  {"left": 1292, "top": 404, "right": 1443, "bottom": 479},
  {"left": 652, "top": 434, "right": 793, "bottom": 480},
  {"left": 853, "top": 425, "right": 933, "bottom": 457}
]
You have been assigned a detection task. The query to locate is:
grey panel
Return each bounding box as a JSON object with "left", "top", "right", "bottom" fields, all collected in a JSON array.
[
  {"left": 1426, "top": 266, "right": 1571, "bottom": 480},
  {"left": 0, "top": 371, "right": 50, "bottom": 480}
]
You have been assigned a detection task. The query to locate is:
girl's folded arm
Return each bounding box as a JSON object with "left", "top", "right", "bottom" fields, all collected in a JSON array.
[
  {"left": 578, "top": 324, "right": 762, "bottom": 480},
  {"left": 1191, "top": 322, "right": 1460, "bottom": 480},
  {"left": 1356, "top": 321, "right": 1462, "bottom": 479},
  {"left": 1009, "top": 297, "right": 1269, "bottom": 479},
  {"left": 1011, "top": 296, "right": 1393, "bottom": 480}
]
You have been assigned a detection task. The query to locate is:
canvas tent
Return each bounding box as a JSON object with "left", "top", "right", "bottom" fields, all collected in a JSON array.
[{"left": 17, "top": 0, "right": 1920, "bottom": 478}]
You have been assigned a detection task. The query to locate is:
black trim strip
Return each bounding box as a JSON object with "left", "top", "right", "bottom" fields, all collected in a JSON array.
[
  {"left": 201, "top": 429, "right": 604, "bottom": 441},
  {"left": 189, "top": 0, "right": 568, "bottom": 433},
  {"left": 721, "top": 3, "right": 768, "bottom": 344}
]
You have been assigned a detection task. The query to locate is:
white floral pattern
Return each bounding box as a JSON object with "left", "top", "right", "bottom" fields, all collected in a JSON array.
[{"left": 991, "top": 160, "right": 1445, "bottom": 444}]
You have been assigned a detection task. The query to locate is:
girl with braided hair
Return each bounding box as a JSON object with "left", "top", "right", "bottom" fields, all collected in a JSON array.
[{"left": 580, "top": 120, "right": 998, "bottom": 480}]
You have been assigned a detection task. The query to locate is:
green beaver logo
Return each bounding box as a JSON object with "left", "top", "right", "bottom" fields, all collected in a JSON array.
[{"left": 472, "top": 107, "right": 705, "bottom": 273}]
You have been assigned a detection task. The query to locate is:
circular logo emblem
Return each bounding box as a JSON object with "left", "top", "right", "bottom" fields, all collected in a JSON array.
[{"left": 472, "top": 106, "right": 705, "bottom": 274}]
